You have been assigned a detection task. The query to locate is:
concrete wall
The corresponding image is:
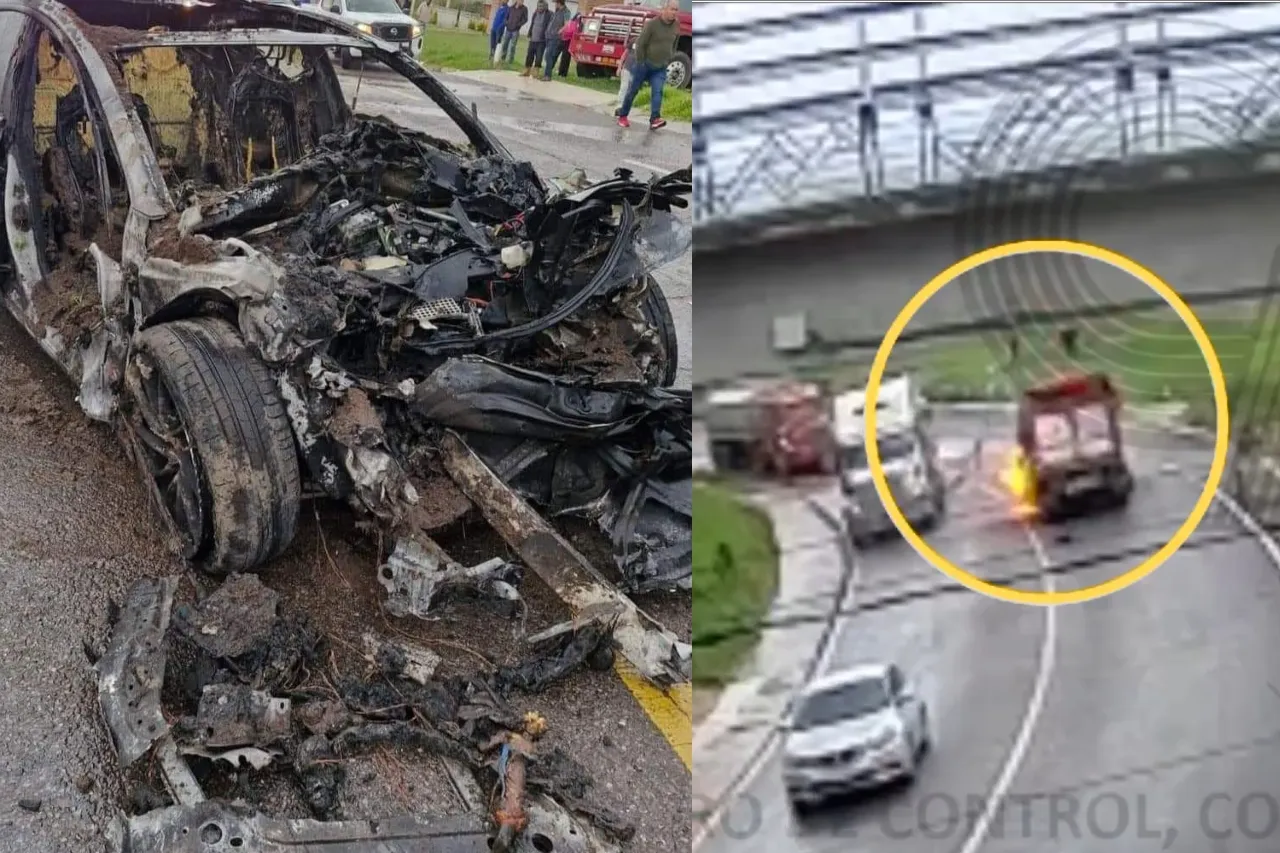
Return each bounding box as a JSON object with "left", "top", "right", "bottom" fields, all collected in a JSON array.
[{"left": 695, "top": 174, "right": 1280, "bottom": 383}]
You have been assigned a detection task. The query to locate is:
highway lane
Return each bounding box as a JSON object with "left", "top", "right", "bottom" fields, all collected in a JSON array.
[
  {"left": 695, "top": 413, "right": 1280, "bottom": 853},
  {"left": 978, "top": 432, "right": 1280, "bottom": 853}
]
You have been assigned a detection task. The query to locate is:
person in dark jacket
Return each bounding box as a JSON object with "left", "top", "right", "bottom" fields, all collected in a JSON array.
[
  {"left": 489, "top": 0, "right": 510, "bottom": 63},
  {"left": 499, "top": 0, "right": 529, "bottom": 66},
  {"left": 615, "top": 0, "right": 679, "bottom": 129},
  {"left": 540, "top": 0, "right": 571, "bottom": 80},
  {"left": 522, "top": 0, "right": 550, "bottom": 77}
]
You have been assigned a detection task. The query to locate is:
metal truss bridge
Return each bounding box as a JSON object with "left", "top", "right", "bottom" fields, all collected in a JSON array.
[{"left": 694, "top": 1, "right": 1280, "bottom": 240}]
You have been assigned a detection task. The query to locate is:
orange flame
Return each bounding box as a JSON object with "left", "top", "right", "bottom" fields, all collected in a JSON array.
[{"left": 1001, "top": 446, "right": 1038, "bottom": 520}]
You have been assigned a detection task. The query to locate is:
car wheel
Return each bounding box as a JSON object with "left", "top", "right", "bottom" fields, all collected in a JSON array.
[
  {"left": 638, "top": 275, "right": 679, "bottom": 387},
  {"left": 666, "top": 51, "right": 692, "bottom": 89},
  {"left": 125, "top": 317, "right": 301, "bottom": 575},
  {"left": 788, "top": 796, "right": 812, "bottom": 820}
]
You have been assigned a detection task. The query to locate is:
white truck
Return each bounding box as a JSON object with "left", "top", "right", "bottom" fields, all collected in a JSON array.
[{"left": 833, "top": 375, "right": 947, "bottom": 547}]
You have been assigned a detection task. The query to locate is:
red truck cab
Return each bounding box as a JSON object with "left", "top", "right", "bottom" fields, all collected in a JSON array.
[{"left": 570, "top": 0, "right": 693, "bottom": 89}]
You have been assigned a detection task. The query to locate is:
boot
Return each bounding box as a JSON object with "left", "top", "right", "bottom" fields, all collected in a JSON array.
[{"left": 520, "top": 68, "right": 531, "bottom": 76}]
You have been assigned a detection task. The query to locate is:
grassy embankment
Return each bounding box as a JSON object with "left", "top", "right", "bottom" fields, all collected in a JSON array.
[
  {"left": 817, "top": 307, "right": 1280, "bottom": 432},
  {"left": 420, "top": 27, "right": 694, "bottom": 121},
  {"left": 692, "top": 480, "right": 778, "bottom": 687}
]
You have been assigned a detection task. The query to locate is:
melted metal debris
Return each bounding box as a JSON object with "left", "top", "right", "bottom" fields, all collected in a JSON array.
[
  {"left": 378, "top": 537, "right": 523, "bottom": 619},
  {"left": 108, "top": 801, "right": 495, "bottom": 853},
  {"left": 99, "top": 577, "right": 639, "bottom": 851},
  {"left": 97, "top": 576, "right": 177, "bottom": 767}
]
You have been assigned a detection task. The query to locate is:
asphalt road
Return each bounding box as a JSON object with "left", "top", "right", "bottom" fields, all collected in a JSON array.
[{"left": 698, "top": 410, "right": 1280, "bottom": 853}]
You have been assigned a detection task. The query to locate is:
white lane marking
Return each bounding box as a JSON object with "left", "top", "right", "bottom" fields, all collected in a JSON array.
[
  {"left": 692, "top": 503, "right": 860, "bottom": 851},
  {"left": 955, "top": 530, "right": 1058, "bottom": 853},
  {"left": 624, "top": 157, "right": 667, "bottom": 174},
  {"left": 1206, "top": 479, "right": 1280, "bottom": 565}
]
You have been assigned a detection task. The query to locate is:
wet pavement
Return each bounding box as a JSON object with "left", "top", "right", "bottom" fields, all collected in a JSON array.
[
  {"left": 0, "top": 67, "right": 691, "bottom": 853},
  {"left": 695, "top": 409, "right": 1280, "bottom": 853}
]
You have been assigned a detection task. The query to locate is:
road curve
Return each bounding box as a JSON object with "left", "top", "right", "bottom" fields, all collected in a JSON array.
[{"left": 695, "top": 411, "right": 1280, "bottom": 853}]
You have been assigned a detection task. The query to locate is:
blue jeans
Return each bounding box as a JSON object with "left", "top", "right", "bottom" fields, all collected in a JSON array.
[
  {"left": 543, "top": 38, "right": 564, "bottom": 77},
  {"left": 489, "top": 27, "right": 502, "bottom": 56},
  {"left": 617, "top": 61, "right": 665, "bottom": 120},
  {"left": 501, "top": 30, "right": 520, "bottom": 63}
]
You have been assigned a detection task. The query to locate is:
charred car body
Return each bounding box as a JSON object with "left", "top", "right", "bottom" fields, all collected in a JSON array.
[{"left": 0, "top": 0, "right": 691, "bottom": 593}]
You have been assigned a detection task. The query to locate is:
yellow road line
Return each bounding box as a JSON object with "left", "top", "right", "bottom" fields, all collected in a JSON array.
[{"left": 615, "top": 659, "right": 692, "bottom": 771}]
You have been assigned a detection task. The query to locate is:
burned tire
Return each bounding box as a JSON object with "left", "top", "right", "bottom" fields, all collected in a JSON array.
[
  {"left": 129, "top": 318, "right": 301, "bottom": 575},
  {"left": 639, "top": 275, "right": 679, "bottom": 387}
]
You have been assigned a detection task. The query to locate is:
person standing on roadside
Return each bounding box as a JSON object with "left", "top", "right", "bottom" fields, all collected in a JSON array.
[
  {"left": 500, "top": 0, "right": 529, "bottom": 66},
  {"left": 556, "top": 11, "right": 581, "bottom": 77},
  {"left": 489, "top": 0, "right": 510, "bottom": 65},
  {"left": 614, "top": 0, "right": 678, "bottom": 129},
  {"left": 521, "top": 0, "right": 550, "bottom": 77},
  {"left": 616, "top": 36, "right": 637, "bottom": 111},
  {"left": 541, "top": 0, "right": 571, "bottom": 80}
]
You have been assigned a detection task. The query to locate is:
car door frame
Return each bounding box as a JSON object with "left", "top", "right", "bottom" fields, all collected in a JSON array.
[{"left": 0, "top": 0, "right": 171, "bottom": 417}]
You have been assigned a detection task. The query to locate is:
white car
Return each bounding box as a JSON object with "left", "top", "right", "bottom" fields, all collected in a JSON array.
[
  {"left": 316, "top": 0, "right": 424, "bottom": 67},
  {"left": 782, "top": 662, "right": 931, "bottom": 815}
]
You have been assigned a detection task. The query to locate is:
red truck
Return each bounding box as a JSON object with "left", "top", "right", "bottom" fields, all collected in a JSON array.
[
  {"left": 703, "top": 380, "right": 834, "bottom": 478},
  {"left": 570, "top": 0, "right": 693, "bottom": 89},
  {"left": 753, "top": 384, "right": 835, "bottom": 478}
]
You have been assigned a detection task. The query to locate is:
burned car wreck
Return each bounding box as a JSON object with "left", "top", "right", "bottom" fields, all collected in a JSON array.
[
  {"left": 0, "top": 0, "right": 691, "bottom": 593},
  {"left": 0, "top": 1, "right": 691, "bottom": 847}
]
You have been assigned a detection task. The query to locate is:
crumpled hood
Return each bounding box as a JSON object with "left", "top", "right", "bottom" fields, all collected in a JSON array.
[{"left": 785, "top": 708, "right": 899, "bottom": 760}]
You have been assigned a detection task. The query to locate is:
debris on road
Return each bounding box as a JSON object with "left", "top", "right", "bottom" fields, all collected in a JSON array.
[
  {"left": 361, "top": 632, "right": 442, "bottom": 685},
  {"left": 98, "top": 576, "right": 641, "bottom": 852},
  {"left": 108, "top": 802, "right": 495, "bottom": 853},
  {"left": 98, "top": 576, "right": 177, "bottom": 768},
  {"left": 441, "top": 432, "right": 690, "bottom": 686},
  {"left": 379, "top": 537, "right": 524, "bottom": 619}
]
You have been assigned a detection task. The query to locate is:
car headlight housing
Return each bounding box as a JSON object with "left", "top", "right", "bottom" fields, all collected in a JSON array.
[
  {"left": 411, "top": 24, "right": 422, "bottom": 37},
  {"left": 356, "top": 22, "right": 373, "bottom": 34}
]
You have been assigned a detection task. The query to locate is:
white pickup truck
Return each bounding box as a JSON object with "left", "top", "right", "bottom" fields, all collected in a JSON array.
[
  {"left": 312, "top": 0, "right": 423, "bottom": 67},
  {"left": 833, "top": 375, "right": 946, "bottom": 547}
]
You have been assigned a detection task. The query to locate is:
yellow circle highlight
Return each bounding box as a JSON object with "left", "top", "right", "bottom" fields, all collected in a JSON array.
[{"left": 865, "top": 239, "right": 1230, "bottom": 606}]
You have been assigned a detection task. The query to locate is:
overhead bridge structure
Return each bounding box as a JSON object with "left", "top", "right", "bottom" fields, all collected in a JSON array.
[{"left": 694, "top": 1, "right": 1280, "bottom": 378}]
